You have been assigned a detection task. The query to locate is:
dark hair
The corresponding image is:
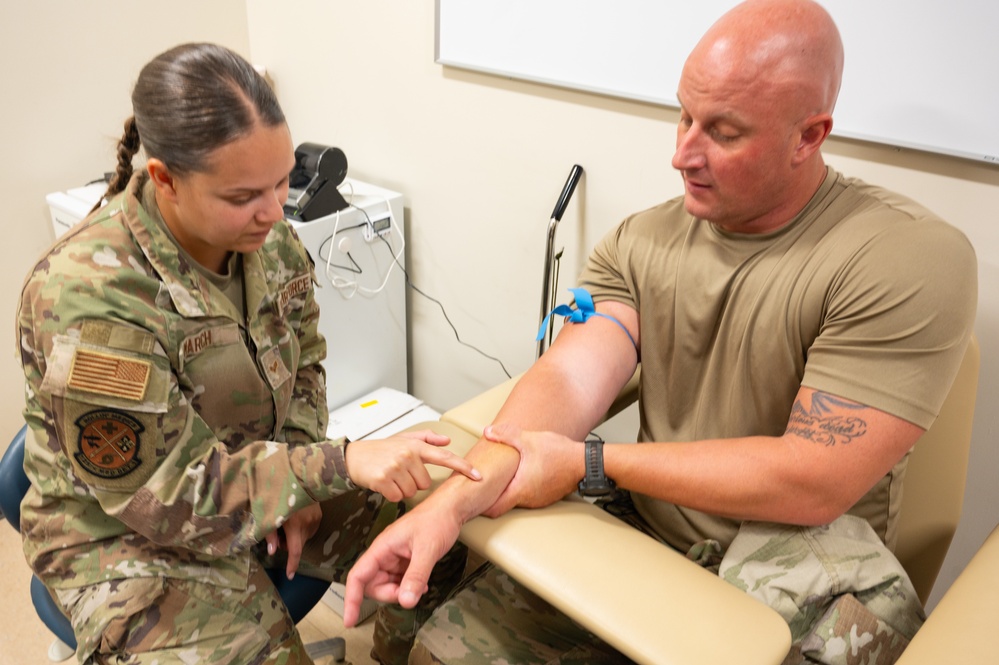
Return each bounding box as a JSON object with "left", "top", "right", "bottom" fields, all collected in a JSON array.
[{"left": 97, "top": 43, "right": 285, "bottom": 208}]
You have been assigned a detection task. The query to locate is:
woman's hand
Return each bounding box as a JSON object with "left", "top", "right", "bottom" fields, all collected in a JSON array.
[
  {"left": 345, "top": 429, "right": 481, "bottom": 502},
  {"left": 265, "top": 501, "right": 323, "bottom": 580}
]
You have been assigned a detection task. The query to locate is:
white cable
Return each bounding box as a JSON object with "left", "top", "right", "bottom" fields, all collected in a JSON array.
[
  {"left": 356, "top": 197, "right": 404, "bottom": 296},
  {"left": 321, "top": 179, "right": 360, "bottom": 296},
  {"left": 324, "top": 205, "right": 360, "bottom": 298},
  {"left": 339, "top": 180, "right": 354, "bottom": 206},
  {"left": 322, "top": 187, "right": 402, "bottom": 299}
]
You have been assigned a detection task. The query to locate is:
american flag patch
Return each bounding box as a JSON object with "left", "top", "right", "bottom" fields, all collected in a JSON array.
[{"left": 68, "top": 349, "right": 151, "bottom": 401}]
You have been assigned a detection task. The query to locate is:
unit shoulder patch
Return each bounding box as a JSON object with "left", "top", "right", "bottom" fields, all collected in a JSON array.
[{"left": 74, "top": 409, "right": 144, "bottom": 479}]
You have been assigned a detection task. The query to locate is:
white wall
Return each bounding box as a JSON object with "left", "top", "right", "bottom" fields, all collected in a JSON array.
[
  {"left": 245, "top": 1, "right": 999, "bottom": 608},
  {"left": 2, "top": 0, "right": 994, "bottom": 613}
]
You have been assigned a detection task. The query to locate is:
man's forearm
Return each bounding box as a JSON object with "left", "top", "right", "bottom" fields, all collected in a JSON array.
[
  {"left": 417, "top": 436, "right": 521, "bottom": 524},
  {"left": 421, "top": 315, "right": 638, "bottom": 523}
]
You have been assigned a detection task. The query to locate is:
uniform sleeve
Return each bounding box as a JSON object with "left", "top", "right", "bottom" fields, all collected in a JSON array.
[
  {"left": 577, "top": 200, "right": 685, "bottom": 312},
  {"left": 20, "top": 281, "right": 352, "bottom": 559},
  {"left": 280, "top": 237, "right": 329, "bottom": 447},
  {"left": 578, "top": 218, "right": 640, "bottom": 311},
  {"left": 802, "top": 220, "right": 978, "bottom": 428}
]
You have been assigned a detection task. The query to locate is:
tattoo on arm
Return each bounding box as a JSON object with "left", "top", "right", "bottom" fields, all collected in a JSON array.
[{"left": 786, "top": 392, "right": 868, "bottom": 446}]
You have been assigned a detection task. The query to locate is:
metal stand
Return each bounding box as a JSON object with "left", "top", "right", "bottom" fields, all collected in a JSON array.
[{"left": 537, "top": 165, "right": 584, "bottom": 359}]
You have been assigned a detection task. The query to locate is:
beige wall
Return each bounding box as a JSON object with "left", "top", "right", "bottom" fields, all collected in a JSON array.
[
  {"left": 0, "top": 1, "right": 250, "bottom": 438},
  {"left": 2, "top": 0, "right": 996, "bottom": 613}
]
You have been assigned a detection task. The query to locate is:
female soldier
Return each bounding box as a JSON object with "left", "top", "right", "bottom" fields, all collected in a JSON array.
[{"left": 17, "top": 43, "right": 477, "bottom": 664}]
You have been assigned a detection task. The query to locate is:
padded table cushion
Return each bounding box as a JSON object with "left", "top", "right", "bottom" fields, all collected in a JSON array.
[{"left": 895, "top": 523, "right": 999, "bottom": 665}]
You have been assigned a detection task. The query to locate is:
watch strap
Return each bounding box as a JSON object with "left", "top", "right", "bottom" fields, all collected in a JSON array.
[{"left": 578, "top": 438, "right": 616, "bottom": 497}]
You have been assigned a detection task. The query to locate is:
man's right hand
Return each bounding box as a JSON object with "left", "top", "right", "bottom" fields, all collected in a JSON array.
[{"left": 343, "top": 506, "right": 462, "bottom": 627}]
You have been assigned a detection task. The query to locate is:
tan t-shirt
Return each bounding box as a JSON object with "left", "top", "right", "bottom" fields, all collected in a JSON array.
[{"left": 579, "top": 167, "right": 977, "bottom": 554}]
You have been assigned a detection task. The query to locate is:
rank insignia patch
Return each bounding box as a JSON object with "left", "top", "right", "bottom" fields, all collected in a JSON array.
[{"left": 74, "top": 409, "right": 144, "bottom": 479}]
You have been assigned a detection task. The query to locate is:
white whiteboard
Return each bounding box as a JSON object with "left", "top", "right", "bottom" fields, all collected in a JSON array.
[{"left": 436, "top": 0, "right": 999, "bottom": 165}]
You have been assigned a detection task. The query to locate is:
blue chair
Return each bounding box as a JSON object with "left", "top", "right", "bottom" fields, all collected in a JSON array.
[{"left": 0, "top": 425, "right": 334, "bottom": 661}]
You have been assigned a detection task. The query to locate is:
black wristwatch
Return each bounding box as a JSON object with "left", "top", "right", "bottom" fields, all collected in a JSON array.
[{"left": 578, "top": 439, "right": 616, "bottom": 497}]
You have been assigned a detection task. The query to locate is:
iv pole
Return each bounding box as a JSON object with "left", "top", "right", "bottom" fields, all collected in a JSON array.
[{"left": 537, "top": 164, "right": 584, "bottom": 359}]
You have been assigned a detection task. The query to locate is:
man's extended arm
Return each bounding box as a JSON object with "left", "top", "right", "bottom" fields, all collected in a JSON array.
[
  {"left": 486, "top": 386, "right": 924, "bottom": 526},
  {"left": 342, "top": 301, "right": 641, "bottom": 625}
]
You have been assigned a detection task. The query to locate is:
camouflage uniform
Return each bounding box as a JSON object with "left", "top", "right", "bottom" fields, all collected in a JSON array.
[
  {"left": 719, "top": 515, "right": 925, "bottom": 665},
  {"left": 16, "top": 172, "right": 440, "bottom": 664},
  {"left": 411, "top": 562, "right": 631, "bottom": 665}
]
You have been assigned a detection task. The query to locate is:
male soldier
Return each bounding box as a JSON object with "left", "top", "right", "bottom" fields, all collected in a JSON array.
[{"left": 346, "top": 1, "right": 977, "bottom": 663}]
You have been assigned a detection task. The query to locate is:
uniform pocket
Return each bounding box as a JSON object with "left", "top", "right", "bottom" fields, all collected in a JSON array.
[{"left": 55, "top": 577, "right": 167, "bottom": 660}]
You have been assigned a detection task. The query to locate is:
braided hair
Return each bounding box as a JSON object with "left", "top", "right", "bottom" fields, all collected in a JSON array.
[{"left": 94, "top": 43, "right": 285, "bottom": 211}]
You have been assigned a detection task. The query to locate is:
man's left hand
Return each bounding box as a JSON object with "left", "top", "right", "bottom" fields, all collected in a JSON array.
[{"left": 480, "top": 423, "right": 584, "bottom": 516}]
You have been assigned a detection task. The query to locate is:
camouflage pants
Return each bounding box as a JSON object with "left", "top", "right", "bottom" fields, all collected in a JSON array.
[
  {"left": 411, "top": 563, "right": 632, "bottom": 665},
  {"left": 55, "top": 561, "right": 312, "bottom": 664},
  {"left": 719, "top": 515, "right": 925, "bottom": 665},
  {"left": 415, "top": 495, "right": 923, "bottom": 665},
  {"left": 54, "top": 489, "right": 465, "bottom": 665}
]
